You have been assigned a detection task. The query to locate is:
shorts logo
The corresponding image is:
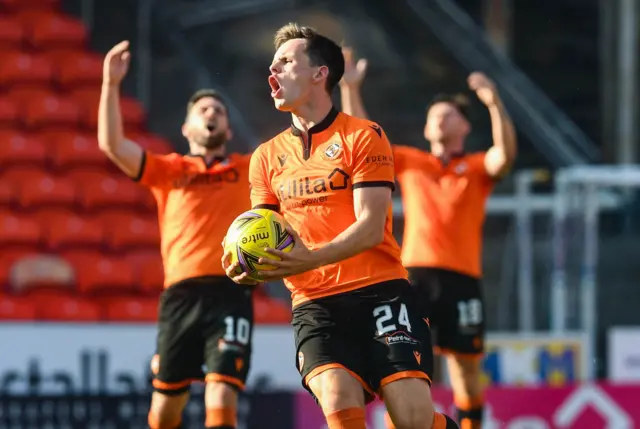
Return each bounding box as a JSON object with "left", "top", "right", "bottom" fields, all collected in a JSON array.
[
  {"left": 323, "top": 142, "right": 341, "bottom": 160},
  {"left": 413, "top": 351, "right": 422, "bottom": 365},
  {"left": 150, "top": 354, "right": 160, "bottom": 375},
  {"left": 384, "top": 331, "right": 419, "bottom": 346},
  {"left": 297, "top": 351, "right": 305, "bottom": 371},
  {"left": 235, "top": 358, "right": 244, "bottom": 372}
]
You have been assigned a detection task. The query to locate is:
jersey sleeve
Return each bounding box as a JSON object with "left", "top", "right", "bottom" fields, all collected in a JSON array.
[
  {"left": 134, "top": 151, "right": 182, "bottom": 188},
  {"left": 248, "top": 147, "right": 279, "bottom": 210},
  {"left": 392, "top": 145, "right": 422, "bottom": 174},
  {"left": 351, "top": 123, "right": 396, "bottom": 190}
]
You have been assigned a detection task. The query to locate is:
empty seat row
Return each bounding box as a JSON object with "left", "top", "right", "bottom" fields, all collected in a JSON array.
[
  {"left": 0, "top": 130, "right": 172, "bottom": 168},
  {"left": 0, "top": 90, "right": 145, "bottom": 130},
  {"left": 0, "top": 209, "right": 160, "bottom": 249},
  {"left": 0, "top": 10, "right": 86, "bottom": 51},
  {"left": 0, "top": 293, "right": 292, "bottom": 324},
  {"left": 0, "top": 170, "right": 156, "bottom": 211},
  {"left": 0, "top": 50, "right": 103, "bottom": 88}
]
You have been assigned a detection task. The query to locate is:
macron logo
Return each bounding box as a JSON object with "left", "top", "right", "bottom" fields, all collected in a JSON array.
[{"left": 369, "top": 124, "right": 382, "bottom": 137}]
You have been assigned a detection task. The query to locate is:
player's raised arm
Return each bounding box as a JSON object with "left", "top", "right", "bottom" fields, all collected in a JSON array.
[
  {"left": 98, "top": 41, "right": 144, "bottom": 179},
  {"left": 338, "top": 47, "right": 370, "bottom": 120},
  {"left": 468, "top": 72, "right": 517, "bottom": 178}
]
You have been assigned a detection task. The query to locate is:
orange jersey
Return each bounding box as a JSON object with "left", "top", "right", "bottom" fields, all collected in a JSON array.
[
  {"left": 249, "top": 108, "right": 407, "bottom": 306},
  {"left": 136, "top": 152, "right": 251, "bottom": 287},
  {"left": 393, "top": 145, "right": 494, "bottom": 278}
]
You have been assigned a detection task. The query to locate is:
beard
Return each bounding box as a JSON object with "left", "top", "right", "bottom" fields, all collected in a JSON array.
[{"left": 193, "top": 131, "right": 227, "bottom": 149}]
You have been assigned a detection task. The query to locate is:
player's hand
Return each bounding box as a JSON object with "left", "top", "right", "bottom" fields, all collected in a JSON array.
[
  {"left": 221, "top": 249, "right": 259, "bottom": 286},
  {"left": 257, "top": 227, "right": 317, "bottom": 281},
  {"left": 340, "top": 46, "right": 368, "bottom": 88},
  {"left": 103, "top": 40, "right": 131, "bottom": 86},
  {"left": 468, "top": 72, "right": 498, "bottom": 107}
]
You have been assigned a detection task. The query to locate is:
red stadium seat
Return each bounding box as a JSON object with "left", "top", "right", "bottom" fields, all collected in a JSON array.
[
  {"left": 129, "top": 132, "right": 174, "bottom": 154},
  {"left": 36, "top": 208, "right": 104, "bottom": 249},
  {"left": 17, "top": 11, "right": 87, "bottom": 50},
  {"left": 22, "top": 94, "right": 80, "bottom": 130},
  {"left": 69, "top": 88, "right": 145, "bottom": 130},
  {"left": 129, "top": 250, "right": 164, "bottom": 294},
  {"left": 0, "top": 294, "right": 38, "bottom": 321},
  {"left": 36, "top": 295, "right": 101, "bottom": 322},
  {"left": 73, "top": 173, "right": 141, "bottom": 210},
  {"left": 104, "top": 296, "right": 158, "bottom": 322},
  {"left": 7, "top": 87, "right": 55, "bottom": 103},
  {"left": 0, "top": 0, "right": 59, "bottom": 11},
  {"left": 0, "top": 130, "right": 49, "bottom": 167},
  {"left": 254, "top": 295, "right": 291, "bottom": 324},
  {"left": 15, "top": 171, "right": 76, "bottom": 209},
  {"left": 0, "top": 51, "right": 53, "bottom": 87},
  {"left": 0, "top": 97, "right": 20, "bottom": 128},
  {"left": 0, "top": 211, "right": 42, "bottom": 247},
  {"left": 64, "top": 251, "right": 135, "bottom": 295},
  {"left": 9, "top": 253, "right": 75, "bottom": 294},
  {"left": 0, "top": 16, "right": 26, "bottom": 49},
  {"left": 0, "top": 181, "right": 16, "bottom": 207},
  {"left": 47, "top": 131, "right": 108, "bottom": 169},
  {"left": 49, "top": 50, "right": 103, "bottom": 88},
  {"left": 101, "top": 211, "right": 160, "bottom": 250}
]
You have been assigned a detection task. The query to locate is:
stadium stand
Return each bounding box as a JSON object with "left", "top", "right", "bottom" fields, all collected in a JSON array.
[{"left": 0, "top": 0, "right": 291, "bottom": 324}]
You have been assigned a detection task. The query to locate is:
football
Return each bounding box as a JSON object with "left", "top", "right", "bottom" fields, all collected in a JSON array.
[{"left": 224, "top": 208, "right": 295, "bottom": 280}]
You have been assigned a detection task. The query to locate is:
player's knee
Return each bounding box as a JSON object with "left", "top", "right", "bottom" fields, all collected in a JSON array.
[
  {"left": 309, "top": 368, "right": 365, "bottom": 413},
  {"left": 148, "top": 391, "right": 188, "bottom": 429},
  {"left": 382, "top": 378, "right": 434, "bottom": 429},
  {"left": 448, "top": 355, "right": 483, "bottom": 397},
  {"left": 205, "top": 380, "right": 239, "bottom": 408}
]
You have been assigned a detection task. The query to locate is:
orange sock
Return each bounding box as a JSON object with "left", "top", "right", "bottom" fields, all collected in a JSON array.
[
  {"left": 383, "top": 411, "right": 457, "bottom": 429},
  {"left": 455, "top": 395, "right": 483, "bottom": 429},
  {"left": 325, "top": 407, "right": 366, "bottom": 429},
  {"left": 205, "top": 407, "right": 237, "bottom": 428}
]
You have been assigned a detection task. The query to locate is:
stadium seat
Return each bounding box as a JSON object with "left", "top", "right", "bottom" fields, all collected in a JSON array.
[
  {"left": 22, "top": 94, "right": 80, "bottom": 130},
  {"left": 16, "top": 11, "right": 87, "bottom": 50},
  {"left": 254, "top": 295, "right": 291, "bottom": 324},
  {"left": 0, "top": 211, "right": 42, "bottom": 248},
  {"left": 72, "top": 172, "right": 141, "bottom": 210},
  {"left": 0, "top": 294, "right": 38, "bottom": 321},
  {"left": 103, "top": 296, "right": 158, "bottom": 322},
  {"left": 128, "top": 250, "right": 164, "bottom": 294},
  {"left": 36, "top": 295, "right": 101, "bottom": 322},
  {"left": 63, "top": 251, "right": 135, "bottom": 295},
  {"left": 36, "top": 208, "right": 104, "bottom": 249},
  {"left": 0, "top": 181, "right": 15, "bottom": 207},
  {"left": 48, "top": 50, "right": 103, "bottom": 89},
  {"left": 0, "top": 51, "right": 53, "bottom": 87},
  {"left": 9, "top": 253, "right": 75, "bottom": 294},
  {"left": 0, "top": 130, "right": 49, "bottom": 167},
  {"left": 46, "top": 131, "right": 108, "bottom": 169},
  {"left": 0, "top": 0, "right": 59, "bottom": 12},
  {"left": 0, "top": 16, "right": 25, "bottom": 49},
  {"left": 0, "top": 97, "right": 19, "bottom": 128},
  {"left": 69, "top": 88, "right": 145, "bottom": 130},
  {"left": 101, "top": 211, "right": 160, "bottom": 250},
  {"left": 13, "top": 170, "right": 76, "bottom": 209}
]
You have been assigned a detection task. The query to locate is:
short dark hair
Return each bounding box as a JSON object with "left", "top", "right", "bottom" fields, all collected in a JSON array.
[
  {"left": 186, "top": 89, "right": 227, "bottom": 120},
  {"left": 426, "top": 93, "right": 470, "bottom": 120},
  {"left": 274, "top": 23, "right": 344, "bottom": 93}
]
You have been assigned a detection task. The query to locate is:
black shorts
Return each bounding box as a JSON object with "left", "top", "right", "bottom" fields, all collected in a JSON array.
[
  {"left": 292, "top": 279, "right": 433, "bottom": 403},
  {"left": 152, "top": 276, "right": 254, "bottom": 394},
  {"left": 407, "top": 267, "right": 485, "bottom": 355}
]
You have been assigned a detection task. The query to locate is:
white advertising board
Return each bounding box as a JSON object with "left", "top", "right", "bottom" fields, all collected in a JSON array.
[
  {"left": 0, "top": 323, "right": 300, "bottom": 395},
  {"left": 608, "top": 327, "right": 640, "bottom": 382}
]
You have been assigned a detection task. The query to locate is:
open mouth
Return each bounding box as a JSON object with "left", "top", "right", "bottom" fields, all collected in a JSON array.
[
  {"left": 206, "top": 124, "right": 216, "bottom": 132},
  {"left": 268, "top": 75, "right": 282, "bottom": 98}
]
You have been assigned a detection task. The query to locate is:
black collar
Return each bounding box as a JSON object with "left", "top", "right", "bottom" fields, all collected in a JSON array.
[
  {"left": 186, "top": 153, "right": 226, "bottom": 169},
  {"left": 290, "top": 107, "right": 339, "bottom": 136}
]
